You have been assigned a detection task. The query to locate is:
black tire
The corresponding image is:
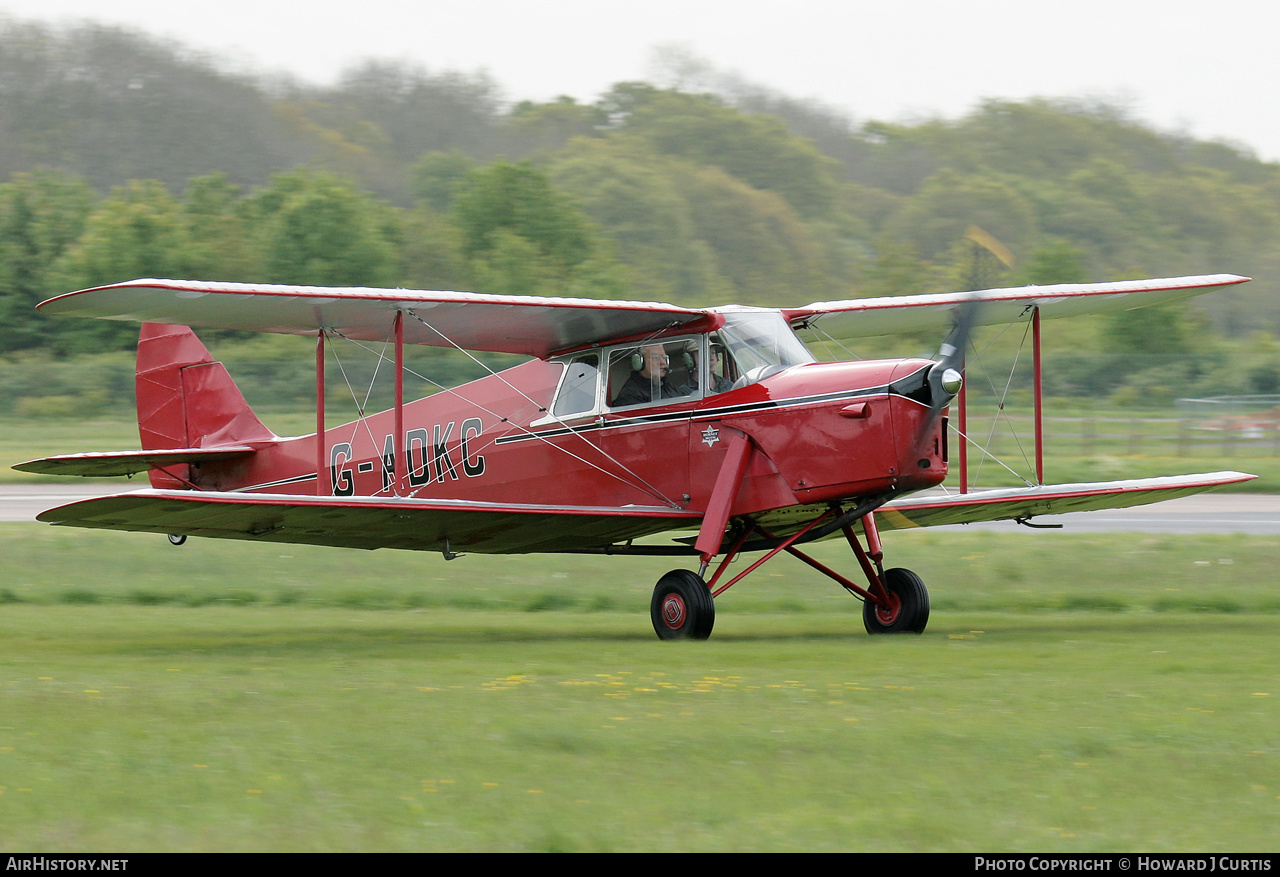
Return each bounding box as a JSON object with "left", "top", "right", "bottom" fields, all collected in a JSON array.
[
  {"left": 651, "top": 570, "right": 716, "bottom": 641},
  {"left": 863, "top": 568, "right": 929, "bottom": 635}
]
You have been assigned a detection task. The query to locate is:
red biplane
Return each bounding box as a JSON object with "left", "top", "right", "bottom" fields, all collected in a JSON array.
[{"left": 18, "top": 274, "right": 1255, "bottom": 639}]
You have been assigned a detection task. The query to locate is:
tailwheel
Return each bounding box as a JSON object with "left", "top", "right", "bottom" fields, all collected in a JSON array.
[
  {"left": 651, "top": 569, "right": 716, "bottom": 641},
  {"left": 863, "top": 568, "right": 930, "bottom": 635}
]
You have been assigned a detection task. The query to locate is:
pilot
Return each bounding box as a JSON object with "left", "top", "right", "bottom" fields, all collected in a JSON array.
[{"left": 614, "top": 344, "right": 683, "bottom": 406}]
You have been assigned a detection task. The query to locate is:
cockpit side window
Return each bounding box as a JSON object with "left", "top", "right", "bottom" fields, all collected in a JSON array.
[
  {"left": 705, "top": 334, "right": 738, "bottom": 396},
  {"left": 551, "top": 353, "right": 600, "bottom": 418},
  {"left": 608, "top": 339, "right": 700, "bottom": 409}
]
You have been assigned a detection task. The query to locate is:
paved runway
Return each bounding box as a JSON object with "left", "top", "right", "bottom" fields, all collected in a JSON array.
[
  {"left": 941, "top": 492, "right": 1280, "bottom": 535},
  {"left": 0, "top": 484, "right": 129, "bottom": 524},
  {"left": 3, "top": 484, "right": 1278, "bottom": 534}
]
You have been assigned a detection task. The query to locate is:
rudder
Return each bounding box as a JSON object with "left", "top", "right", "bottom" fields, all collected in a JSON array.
[{"left": 136, "top": 323, "right": 274, "bottom": 487}]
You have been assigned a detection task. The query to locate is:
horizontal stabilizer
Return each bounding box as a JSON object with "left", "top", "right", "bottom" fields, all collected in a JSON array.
[
  {"left": 13, "top": 446, "right": 257, "bottom": 478},
  {"left": 873, "top": 471, "right": 1257, "bottom": 532},
  {"left": 35, "top": 489, "right": 701, "bottom": 554}
]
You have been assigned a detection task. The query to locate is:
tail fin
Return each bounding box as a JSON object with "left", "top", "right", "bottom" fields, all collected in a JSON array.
[{"left": 136, "top": 324, "right": 274, "bottom": 487}]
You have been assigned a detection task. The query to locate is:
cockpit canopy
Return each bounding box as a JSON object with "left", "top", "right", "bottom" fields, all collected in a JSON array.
[{"left": 540, "top": 311, "right": 815, "bottom": 424}]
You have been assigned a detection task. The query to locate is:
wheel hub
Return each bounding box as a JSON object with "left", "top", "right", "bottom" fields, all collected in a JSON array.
[
  {"left": 661, "top": 594, "right": 687, "bottom": 630},
  {"left": 873, "top": 592, "right": 901, "bottom": 625}
]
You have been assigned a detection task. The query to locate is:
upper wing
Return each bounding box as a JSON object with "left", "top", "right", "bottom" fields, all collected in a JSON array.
[
  {"left": 783, "top": 274, "right": 1250, "bottom": 339},
  {"left": 37, "top": 279, "right": 710, "bottom": 358},
  {"left": 872, "top": 471, "right": 1257, "bottom": 532},
  {"left": 38, "top": 274, "right": 1250, "bottom": 356},
  {"left": 35, "top": 489, "right": 702, "bottom": 554}
]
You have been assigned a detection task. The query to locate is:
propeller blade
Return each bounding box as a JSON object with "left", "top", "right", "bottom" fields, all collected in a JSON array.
[
  {"left": 910, "top": 294, "right": 984, "bottom": 468},
  {"left": 925, "top": 294, "right": 982, "bottom": 419}
]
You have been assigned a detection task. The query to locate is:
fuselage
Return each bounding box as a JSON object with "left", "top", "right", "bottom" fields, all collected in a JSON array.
[{"left": 181, "top": 351, "right": 951, "bottom": 522}]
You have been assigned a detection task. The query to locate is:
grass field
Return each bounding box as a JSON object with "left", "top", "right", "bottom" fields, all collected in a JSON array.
[{"left": 1, "top": 524, "right": 1277, "bottom": 851}]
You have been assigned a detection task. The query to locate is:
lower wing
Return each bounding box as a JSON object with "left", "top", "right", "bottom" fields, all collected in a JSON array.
[
  {"left": 873, "top": 471, "right": 1257, "bottom": 531},
  {"left": 32, "top": 471, "right": 1255, "bottom": 554},
  {"left": 35, "top": 490, "right": 700, "bottom": 554}
]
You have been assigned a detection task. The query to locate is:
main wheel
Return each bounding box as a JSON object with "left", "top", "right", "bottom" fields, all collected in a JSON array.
[
  {"left": 651, "top": 569, "right": 716, "bottom": 641},
  {"left": 863, "top": 567, "right": 930, "bottom": 635}
]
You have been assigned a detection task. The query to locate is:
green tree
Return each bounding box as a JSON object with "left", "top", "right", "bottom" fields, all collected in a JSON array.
[
  {"left": 325, "top": 61, "right": 500, "bottom": 162},
  {"left": 0, "top": 171, "right": 95, "bottom": 352},
  {"left": 886, "top": 170, "right": 1038, "bottom": 263},
  {"left": 505, "top": 97, "right": 606, "bottom": 156},
  {"left": 1104, "top": 302, "right": 1195, "bottom": 356},
  {"left": 1016, "top": 241, "right": 1089, "bottom": 285},
  {"left": 396, "top": 206, "right": 468, "bottom": 291},
  {"left": 452, "top": 161, "right": 593, "bottom": 274},
  {"left": 410, "top": 150, "right": 475, "bottom": 213},
  {"left": 182, "top": 173, "right": 260, "bottom": 281},
  {"left": 246, "top": 169, "right": 398, "bottom": 287},
  {"left": 674, "top": 163, "right": 835, "bottom": 306},
  {"left": 449, "top": 160, "right": 631, "bottom": 299},
  {"left": 859, "top": 236, "right": 936, "bottom": 299},
  {"left": 614, "top": 88, "right": 844, "bottom": 221},
  {"left": 548, "top": 140, "right": 726, "bottom": 302},
  {"left": 45, "top": 180, "right": 198, "bottom": 353},
  {"left": 52, "top": 180, "right": 197, "bottom": 286}
]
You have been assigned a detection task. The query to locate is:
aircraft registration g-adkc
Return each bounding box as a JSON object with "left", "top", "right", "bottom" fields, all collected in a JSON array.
[{"left": 18, "top": 274, "right": 1256, "bottom": 640}]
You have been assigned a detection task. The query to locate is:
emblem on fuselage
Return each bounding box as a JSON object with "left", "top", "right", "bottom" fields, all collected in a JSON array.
[{"left": 701, "top": 425, "right": 720, "bottom": 447}]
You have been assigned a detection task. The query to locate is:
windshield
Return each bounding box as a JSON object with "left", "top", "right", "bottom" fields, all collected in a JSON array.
[{"left": 718, "top": 311, "right": 815, "bottom": 375}]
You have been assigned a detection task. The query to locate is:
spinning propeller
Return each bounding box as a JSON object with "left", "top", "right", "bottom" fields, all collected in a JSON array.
[
  {"left": 918, "top": 294, "right": 982, "bottom": 447},
  {"left": 928, "top": 295, "right": 981, "bottom": 413}
]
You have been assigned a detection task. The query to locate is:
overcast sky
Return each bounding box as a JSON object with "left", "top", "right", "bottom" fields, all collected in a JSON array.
[{"left": 5, "top": 0, "right": 1279, "bottom": 160}]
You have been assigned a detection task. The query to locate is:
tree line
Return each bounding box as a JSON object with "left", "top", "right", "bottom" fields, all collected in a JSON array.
[{"left": 2, "top": 17, "right": 1279, "bottom": 405}]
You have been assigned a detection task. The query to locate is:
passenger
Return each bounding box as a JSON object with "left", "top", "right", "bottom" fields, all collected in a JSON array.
[
  {"left": 705, "top": 344, "right": 735, "bottom": 395},
  {"left": 678, "top": 342, "right": 734, "bottom": 396},
  {"left": 614, "top": 344, "right": 684, "bottom": 406}
]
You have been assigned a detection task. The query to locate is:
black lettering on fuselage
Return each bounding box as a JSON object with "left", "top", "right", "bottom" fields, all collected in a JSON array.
[
  {"left": 432, "top": 422, "right": 459, "bottom": 482},
  {"left": 381, "top": 434, "right": 396, "bottom": 491},
  {"left": 336, "top": 421, "right": 486, "bottom": 495},
  {"left": 461, "top": 417, "right": 485, "bottom": 477},
  {"left": 330, "top": 442, "right": 354, "bottom": 496},
  {"left": 406, "top": 427, "right": 431, "bottom": 487}
]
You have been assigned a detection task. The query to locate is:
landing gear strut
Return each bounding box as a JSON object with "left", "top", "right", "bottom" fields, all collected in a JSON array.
[{"left": 649, "top": 505, "right": 930, "bottom": 641}]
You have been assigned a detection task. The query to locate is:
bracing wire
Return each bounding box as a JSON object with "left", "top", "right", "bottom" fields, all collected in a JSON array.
[
  {"left": 961, "top": 306, "right": 1040, "bottom": 489},
  {"left": 326, "top": 326, "right": 684, "bottom": 509}
]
